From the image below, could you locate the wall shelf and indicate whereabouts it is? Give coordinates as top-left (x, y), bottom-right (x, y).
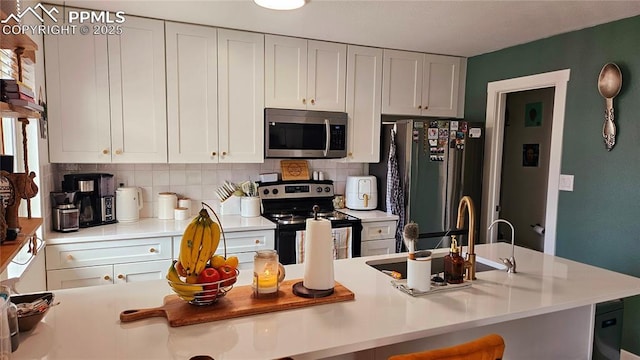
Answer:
top-left (0, 9), bottom-right (38, 63)
top-left (0, 217), bottom-right (43, 273)
top-left (0, 101), bottom-right (41, 119)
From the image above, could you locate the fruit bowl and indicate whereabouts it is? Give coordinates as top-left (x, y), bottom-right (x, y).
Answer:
top-left (167, 268), bottom-right (239, 306)
top-left (10, 292), bottom-right (55, 332)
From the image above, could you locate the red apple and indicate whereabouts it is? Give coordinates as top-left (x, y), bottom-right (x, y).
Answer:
top-left (219, 265), bottom-right (237, 287)
top-left (197, 267), bottom-right (221, 301)
top-left (175, 261), bottom-right (188, 277)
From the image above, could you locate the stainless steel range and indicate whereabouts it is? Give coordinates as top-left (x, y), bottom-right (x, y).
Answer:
top-left (259, 180), bottom-right (362, 265)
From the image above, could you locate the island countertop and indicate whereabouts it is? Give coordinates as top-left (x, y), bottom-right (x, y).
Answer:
top-left (12, 243), bottom-right (640, 359)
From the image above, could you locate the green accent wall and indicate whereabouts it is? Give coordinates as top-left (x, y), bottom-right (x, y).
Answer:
top-left (465, 15), bottom-right (640, 355)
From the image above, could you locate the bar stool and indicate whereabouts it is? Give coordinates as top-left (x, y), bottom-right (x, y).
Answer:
top-left (388, 333), bottom-right (505, 360)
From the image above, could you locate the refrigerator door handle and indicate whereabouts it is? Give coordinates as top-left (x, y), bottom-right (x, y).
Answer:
top-left (323, 119), bottom-right (331, 157)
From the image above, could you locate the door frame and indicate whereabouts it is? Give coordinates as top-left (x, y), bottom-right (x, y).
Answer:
top-left (481, 69), bottom-right (570, 255)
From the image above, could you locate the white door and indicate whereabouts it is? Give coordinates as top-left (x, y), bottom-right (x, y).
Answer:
top-left (307, 40), bottom-right (347, 111)
top-left (113, 260), bottom-right (171, 283)
top-left (421, 54), bottom-right (461, 118)
top-left (108, 16), bottom-right (167, 163)
top-left (344, 45), bottom-right (383, 162)
top-left (166, 22), bottom-right (218, 163)
top-left (264, 35), bottom-right (307, 109)
top-left (44, 11), bottom-right (111, 163)
top-left (217, 29), bottom-right (264, 163)
top-left (382, 49), bottom-right (422, 116)
top-left (499, 88), bottom-right (555, 251)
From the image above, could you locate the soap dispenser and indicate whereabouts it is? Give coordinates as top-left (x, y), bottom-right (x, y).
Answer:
top-left (444, 236), bottom-right (465, 284)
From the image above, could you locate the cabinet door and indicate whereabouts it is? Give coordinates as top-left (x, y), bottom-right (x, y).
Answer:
top-left (361, 239), bottom-right (396, 257)
top-left (382, 49), bottom-right (423, 116)
top-left (166, 22), bottom-right (218, 163)
top-left (307, 40), bottom-right (347, 111)
top-left (108, 16), bottom-right (167, 163)
top-left (114, 260), bottom-right (171, 284)
top-left (344, 45), bottom-right (382, 163)
top-left (47, 265), bottom-right (114, 290)
top-left (421, 54), bottom-right (461, 118)
top-left (44, 12), bottom-right (111, 163)
top-left (264, 35), bottom-right (307, 109)
top-left (218, 29), bottom-right (264, 163)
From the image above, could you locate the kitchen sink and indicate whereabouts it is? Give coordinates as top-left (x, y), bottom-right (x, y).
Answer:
top-left (366, 252), bottom-right (505, 279)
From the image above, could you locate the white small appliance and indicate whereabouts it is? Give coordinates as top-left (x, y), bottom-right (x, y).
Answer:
top-left (116, 187), bottom-right (143, 222)
top-left (345, 176), bottom-right (377, 210)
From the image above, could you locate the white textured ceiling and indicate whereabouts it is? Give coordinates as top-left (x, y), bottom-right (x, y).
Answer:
top-left (54, 0), bottom-right (640, 57)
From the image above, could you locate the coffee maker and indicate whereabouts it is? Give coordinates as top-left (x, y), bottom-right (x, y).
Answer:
top-left (62, 173), bottom-right (116, 228)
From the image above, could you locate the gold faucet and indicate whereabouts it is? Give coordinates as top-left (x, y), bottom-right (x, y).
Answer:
top-left (456, 196), bottom-right (476, 280)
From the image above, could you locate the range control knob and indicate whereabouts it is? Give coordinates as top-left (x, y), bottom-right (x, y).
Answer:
top-left (272, 189), bottom-right (279, 195)
top-left (316, 187), bottom-right (323, 193)
top-left (263, 189), bottom-right (270, 195)
top-left (324, 187), bottom-right (331, 193)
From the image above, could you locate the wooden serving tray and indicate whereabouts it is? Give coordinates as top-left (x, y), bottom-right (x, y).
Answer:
top-left (119, 280), bottom-right (354, 327)
top-left (280, 160), bottom-right (310, 181)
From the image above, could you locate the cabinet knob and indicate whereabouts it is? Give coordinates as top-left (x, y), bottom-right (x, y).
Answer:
top-left (212, 151), bottom-right (217, 156)
top-left (117, 274), bottom-right (125, 280)
top-left (149, 248), bottom-right (156, 253)
top-left (67, 254), bottom-right (74, 260)
top-left (417, 105), bottom-right (422, 109)
top-left (222, 152), bottom-right (227, 156)
top-left (377, 229), bottom-right (382, 234)
top-left (255, 239), bottom-right (260, 244)
top-left (104, 275), bottom-right (111, 281)
top-left (423, 105), bottom-right (428, 110)
top-left (310, 99), bottom-right (315, 105)
top-left (102, 149), bottom-right (109, 155)
top-left (115, 149), bottom-right (123, 155)
top-left (302, 98), bottom-right (306, 105)
top-left (348, 152), bottom-right (353, 157)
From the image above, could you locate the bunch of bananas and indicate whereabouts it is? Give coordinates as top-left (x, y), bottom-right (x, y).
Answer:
top-left (178, 208), bottom-right (221, 277)
top-left (166, 261), bottom-right (203, 301)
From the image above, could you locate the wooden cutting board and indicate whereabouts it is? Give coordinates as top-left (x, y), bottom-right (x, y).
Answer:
top-left (280, 160), bottom-right (310, 181)
top-left (119, 280), bottom-right (354, 327)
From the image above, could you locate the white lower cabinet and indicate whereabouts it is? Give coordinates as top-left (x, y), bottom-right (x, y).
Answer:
top-left (361, 220), bottom-right (397, 257)
top-left (172, 229), bottom-right (275, 271)
top-left (45, 237), bottom-right (172, 290)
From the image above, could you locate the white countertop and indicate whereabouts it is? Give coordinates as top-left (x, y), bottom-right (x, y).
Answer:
top-left (337, 209), bottom-right (398, 222)
top-left (44, 215), bottom-right (276, 245)
top-left (12, 243), bottom-right (640, 359)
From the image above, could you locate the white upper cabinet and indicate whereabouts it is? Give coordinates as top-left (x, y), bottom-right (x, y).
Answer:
top-left (45, 14), bottom-right (111, 163)
top-left (217, 29), bottom-right (265, 163)
top-left (382, 49), bottom-right (464, 118)
top-left (46, 14), bottom-right (167, 163)
top-left (108, 16), bottom-right (167, 163)
top-left (166, 22), bottom-right (218, 163)
top-left (343, 45), bottom-right (383, 163)
top-left (265, 35), bottom-right (346, 111)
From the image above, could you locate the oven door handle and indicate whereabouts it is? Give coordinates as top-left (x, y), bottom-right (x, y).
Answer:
top-left (324, 119), bottom-right (330, 157)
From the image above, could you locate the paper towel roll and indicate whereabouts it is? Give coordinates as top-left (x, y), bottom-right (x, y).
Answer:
top-left (302, 218), bottom-right (335, 290)
top-left (158, 192), bottom-right (177, 220)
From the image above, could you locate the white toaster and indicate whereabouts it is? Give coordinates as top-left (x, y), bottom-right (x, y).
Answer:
top-left (345, 176), bottom-right (377, 210)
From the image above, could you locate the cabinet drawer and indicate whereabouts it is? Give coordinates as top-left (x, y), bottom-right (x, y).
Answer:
top-left (173, 230), bottom-right (275, 259)
top-left (114, 260), bottom-right (171, 284)
top-left (47, 265), bottom-right (113, 290)
top-left (361, 221), bottom-right (397, 241)
top-left (46, 237), bottom-right (172, 270)
top-left (361, 238), bottom-right (396, 257)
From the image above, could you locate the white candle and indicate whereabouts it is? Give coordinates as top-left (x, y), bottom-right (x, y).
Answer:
top-left (302, 218), bottom-right (335, 290)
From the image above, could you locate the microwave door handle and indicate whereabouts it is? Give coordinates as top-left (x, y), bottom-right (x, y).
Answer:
top-left (324, 119), bottom-right (330, 157)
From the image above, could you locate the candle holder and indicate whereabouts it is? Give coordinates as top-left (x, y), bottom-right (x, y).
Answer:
top-left (252, 250), bottom-right (285, 298)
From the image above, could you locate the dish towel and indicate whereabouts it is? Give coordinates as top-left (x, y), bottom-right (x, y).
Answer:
top-left (295, 227), bottom-right (352, 263)
top-left (386, 127), bottom-right (406, 253)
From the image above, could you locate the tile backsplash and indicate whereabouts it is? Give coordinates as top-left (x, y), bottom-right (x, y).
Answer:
top-left (51, 160), bottom-right (365, 218)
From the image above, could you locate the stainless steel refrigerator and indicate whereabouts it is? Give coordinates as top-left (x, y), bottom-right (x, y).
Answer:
top-left (369, 119), bottom-right (484, 251)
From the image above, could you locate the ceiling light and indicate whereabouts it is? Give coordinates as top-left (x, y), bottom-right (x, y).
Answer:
top-left (254, 0), bottom-right (307, 11)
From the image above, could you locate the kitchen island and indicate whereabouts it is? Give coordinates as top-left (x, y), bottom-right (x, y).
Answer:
top-left (12, 243), bottom-right (640, 359)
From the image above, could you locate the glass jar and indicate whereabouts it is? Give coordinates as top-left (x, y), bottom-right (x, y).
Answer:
top-left (252, 250), bottom-right (285, 298)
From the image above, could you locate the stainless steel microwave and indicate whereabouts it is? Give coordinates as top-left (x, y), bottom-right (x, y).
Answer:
top-left (264, 108), bottom-right (348, 159)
